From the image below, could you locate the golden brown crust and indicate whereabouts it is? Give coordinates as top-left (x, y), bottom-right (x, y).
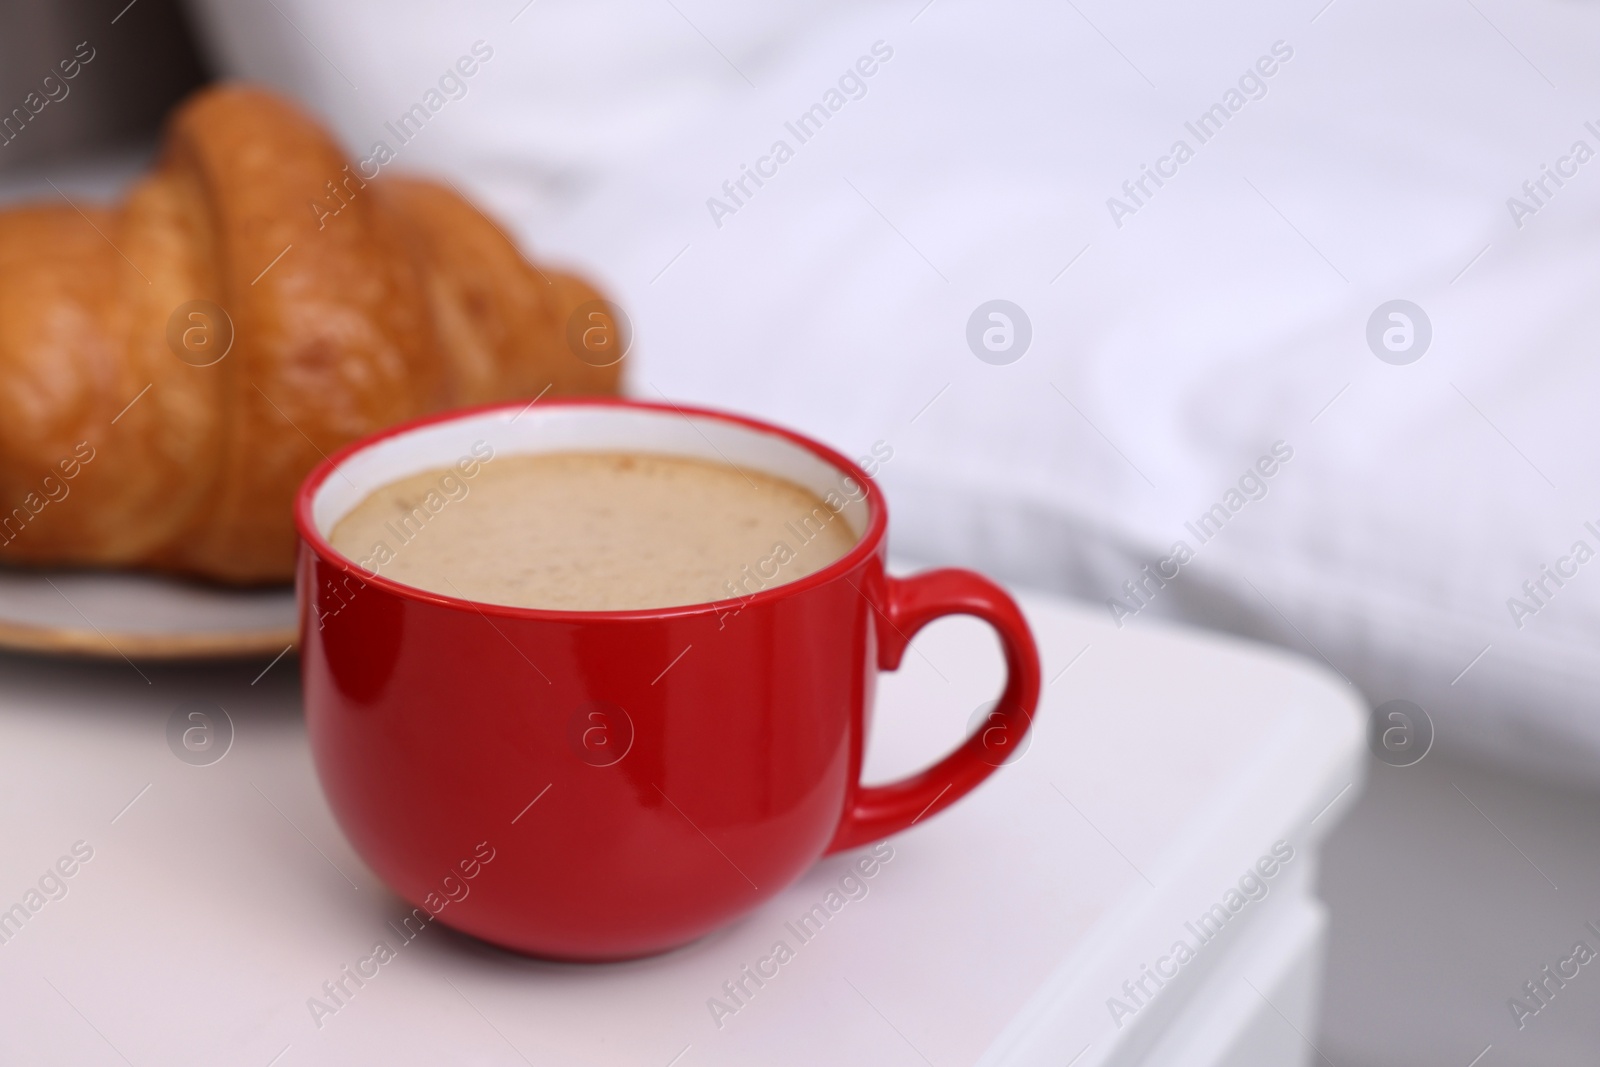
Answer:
top-left (0, 85), bottom-right (620, 584)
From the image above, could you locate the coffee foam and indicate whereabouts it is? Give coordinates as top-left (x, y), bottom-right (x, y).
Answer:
top-left (328, 451), bottom-right (859, 611)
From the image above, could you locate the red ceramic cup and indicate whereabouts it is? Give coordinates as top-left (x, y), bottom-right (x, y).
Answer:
top-left (296, 398), bottom-right (1041, 961)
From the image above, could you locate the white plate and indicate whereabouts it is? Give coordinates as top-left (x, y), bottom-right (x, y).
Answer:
top-left (0, 567), bottom-right (296, 659)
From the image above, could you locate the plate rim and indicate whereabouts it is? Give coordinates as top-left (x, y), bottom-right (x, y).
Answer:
top-left (0, 618), bottom-right (299, 660)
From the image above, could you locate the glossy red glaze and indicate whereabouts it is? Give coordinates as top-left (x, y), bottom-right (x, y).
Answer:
top-left (295, 398), bottom-right (1041, 960)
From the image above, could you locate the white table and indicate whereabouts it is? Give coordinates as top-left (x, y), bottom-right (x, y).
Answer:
top-left (0, 584), bottom-right (1364, 1066)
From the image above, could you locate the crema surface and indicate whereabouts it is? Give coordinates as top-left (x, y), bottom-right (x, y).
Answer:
top-left (328, 452), bottom-right (859, 611)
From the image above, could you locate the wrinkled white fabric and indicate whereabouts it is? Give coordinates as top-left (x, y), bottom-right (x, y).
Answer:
top-left (190, 0), bottom-right (1600, 783)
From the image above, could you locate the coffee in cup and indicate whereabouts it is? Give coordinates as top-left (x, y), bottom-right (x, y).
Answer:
top-left (327, 452), bottom-right (857, 612)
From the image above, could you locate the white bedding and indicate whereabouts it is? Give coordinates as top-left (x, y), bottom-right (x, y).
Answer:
top-left (187, 0), bottom-right (1600, 783)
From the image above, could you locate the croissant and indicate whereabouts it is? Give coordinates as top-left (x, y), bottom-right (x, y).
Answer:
top-left (0, 85), bottom-right (621, 584)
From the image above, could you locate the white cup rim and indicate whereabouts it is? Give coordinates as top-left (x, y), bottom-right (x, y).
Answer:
top-left (294, 397), bottom-right (889, 622)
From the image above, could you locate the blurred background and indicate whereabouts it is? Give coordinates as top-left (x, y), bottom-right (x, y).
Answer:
top-left (4, 0), bottom-right (1600, 1061)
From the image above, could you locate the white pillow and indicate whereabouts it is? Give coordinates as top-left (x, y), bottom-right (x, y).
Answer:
top-left (188, 0), bottom-right (1600, 785)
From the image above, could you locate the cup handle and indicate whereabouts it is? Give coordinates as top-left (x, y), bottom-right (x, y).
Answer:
top-left (824, 568), bottom-right (1042, 855)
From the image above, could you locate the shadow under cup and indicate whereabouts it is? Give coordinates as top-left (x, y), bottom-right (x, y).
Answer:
top-left (296, 398), bottom-right (1040, 961)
